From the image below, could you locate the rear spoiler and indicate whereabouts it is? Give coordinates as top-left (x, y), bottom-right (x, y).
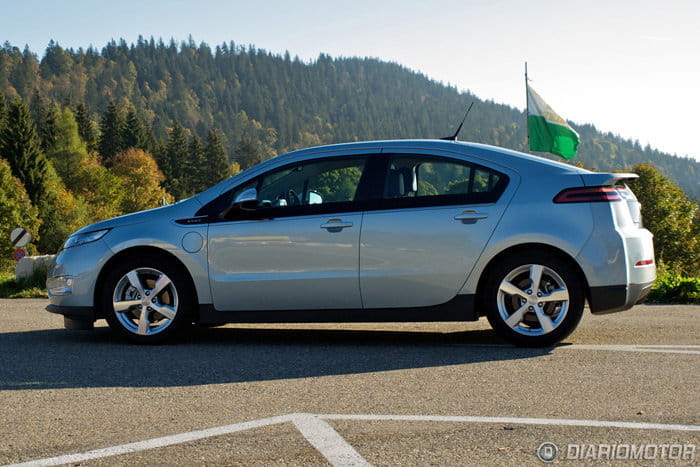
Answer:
top-left (580, 173), bottom-right (639, 186)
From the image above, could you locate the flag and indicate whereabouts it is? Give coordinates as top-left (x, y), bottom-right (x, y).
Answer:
top-left (527, 84), bottom-right (580, 159)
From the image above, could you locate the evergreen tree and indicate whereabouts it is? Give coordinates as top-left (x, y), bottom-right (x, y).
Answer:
top-left (0, 93), bottom-right (6, 127)
top-left (163, 121), bottom-right (189, 198)
top-left (0, 99), bottom-right (50, 203)
top-left (187, 133), bottom-right (205, 192)
top-left (31, 93), bottom-right (59, 153)
top-left (123, 109), bottom-right (151, 152)
top-left (235, 137), bottom-right (265, 170)
top-left (98, 101), bottom-right (126, 164)
top-left (74, 103), bottom-right (98, 153)
top-left (203, 129), bottom-right (231, 188)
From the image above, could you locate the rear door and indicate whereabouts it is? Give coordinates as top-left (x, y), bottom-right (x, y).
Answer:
top-left (360, 152), bottom-right (511, 308)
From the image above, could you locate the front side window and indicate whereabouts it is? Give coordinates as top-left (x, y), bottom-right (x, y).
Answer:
top-left (202, 156), bottom-right (372, 220)
top-left (257, 157), bottom-right (367, 209)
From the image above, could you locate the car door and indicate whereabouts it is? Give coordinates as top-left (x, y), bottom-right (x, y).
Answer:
top-left (360, 152), bottom-right (511, 308)
top-left (207, 155), bottom-right (378, 311)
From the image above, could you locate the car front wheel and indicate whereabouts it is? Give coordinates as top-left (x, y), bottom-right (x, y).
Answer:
top-left (483, 252), bottom-right (584, 347)
top-left (103, 255), bottom-right (194, 343)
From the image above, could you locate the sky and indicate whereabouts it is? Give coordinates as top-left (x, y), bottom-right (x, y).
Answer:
top-left (3, 0), bottom-right (699, 161)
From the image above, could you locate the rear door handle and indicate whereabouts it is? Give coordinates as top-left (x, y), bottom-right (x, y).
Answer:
top-left (454, 210), bottom-right (488, 221)
top-left (320, 219), bottom-right (353, 230)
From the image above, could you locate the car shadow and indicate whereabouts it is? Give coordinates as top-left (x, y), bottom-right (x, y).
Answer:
top-left (1, 326), bottom-right (553, 390)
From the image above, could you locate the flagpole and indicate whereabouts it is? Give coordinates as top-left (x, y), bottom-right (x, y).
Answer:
top-left (525, 62), bottom-right (530, 149)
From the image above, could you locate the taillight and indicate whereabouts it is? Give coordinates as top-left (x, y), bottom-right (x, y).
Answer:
top-left (553, 186), bottom-right (622, 203)
top-left (635, 259), bottom-right (654, 267)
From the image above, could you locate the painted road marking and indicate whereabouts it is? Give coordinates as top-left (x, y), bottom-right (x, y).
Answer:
top-left (6, 414), bottom-right (292, 467)
top-left (452, 344), bottom-right (700, 355)
top-left (7, 413), bottom-right (698, 467)
top-left (561, 344), bottom-right (700, 355)
top-left (293, 414), bottom-right (370, 466)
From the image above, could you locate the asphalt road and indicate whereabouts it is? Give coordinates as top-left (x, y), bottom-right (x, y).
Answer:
top-left (0, 299), bottom-right (698, 466)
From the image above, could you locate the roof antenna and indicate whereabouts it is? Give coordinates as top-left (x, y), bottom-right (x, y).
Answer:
top-left (441, 101), bottom-right (474, 141)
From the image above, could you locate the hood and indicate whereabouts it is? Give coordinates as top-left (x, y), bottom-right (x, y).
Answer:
top-left (70, 198), bottom-right (201, 236)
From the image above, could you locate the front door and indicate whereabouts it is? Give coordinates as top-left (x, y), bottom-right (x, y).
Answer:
top-left (208, 155), bottom-right (375, 311)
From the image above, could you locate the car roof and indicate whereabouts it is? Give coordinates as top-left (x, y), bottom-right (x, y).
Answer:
top-left (196, 139), bottom-right (590, 204)
top-left (287, 139), bottom-right (590, 174)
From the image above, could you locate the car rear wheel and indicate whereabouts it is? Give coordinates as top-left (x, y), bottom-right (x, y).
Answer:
top-left (483, 251), bottom-right (584, 347)
top-left (103, 255), bottom-right (194, 343)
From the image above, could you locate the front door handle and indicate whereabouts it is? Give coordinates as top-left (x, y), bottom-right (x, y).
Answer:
top-left (321, 219), bottom-right (353, 230)
top-left (454, 210), bottom-right (488, 221)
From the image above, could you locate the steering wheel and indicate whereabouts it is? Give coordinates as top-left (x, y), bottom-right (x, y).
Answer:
top-left (288, 189), bottom-right (301, 206)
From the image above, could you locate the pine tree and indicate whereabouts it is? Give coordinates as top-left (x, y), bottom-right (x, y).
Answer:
top-left (0, 93), bottom-right (6, 126)
top-left (187, 133), bottom-right (205, 192)
top-left (163, 121), bottom-right (189, 198)
top-left (0, 99), bottom-right (50, 203)
top-left (235, 137), bottom-right (264, 170)
top-left (123, 109), bottom-right (151, 151)
top-left (31, 93), bottom-right (59, 153)
top-left (98, 101), bottom-right (126, 164)
top-left (203, 129), bottom-right (231, 188)
top-left (74, 103), bottom-right (98, 153)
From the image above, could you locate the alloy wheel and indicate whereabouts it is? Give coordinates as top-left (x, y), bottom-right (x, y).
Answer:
top-left (496, 264), bottom-right (570, 336)
top-left (112, 267), bottom-right (179, 336)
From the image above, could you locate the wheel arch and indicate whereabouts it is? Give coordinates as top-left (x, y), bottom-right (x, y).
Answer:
top-left (474, 243), bottom-right (590, 316)
top-left (93, 246), bottom-right (199, 320)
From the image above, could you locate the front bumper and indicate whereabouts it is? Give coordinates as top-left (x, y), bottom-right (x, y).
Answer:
top-left (46, 238), bottom-right (112, 311)
top-left (46, 304), bottom-right (97, 321)
top-left (589, 281), bottom-right (654, 314)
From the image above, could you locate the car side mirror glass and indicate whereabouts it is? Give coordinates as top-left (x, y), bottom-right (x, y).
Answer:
top-left (233, 188), bottom-right (258, 211)
top-left (307, 190), bottom-right (323, 205)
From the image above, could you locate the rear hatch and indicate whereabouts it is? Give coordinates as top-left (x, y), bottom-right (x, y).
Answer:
top-left (579, 173), bottom-right (642, 227)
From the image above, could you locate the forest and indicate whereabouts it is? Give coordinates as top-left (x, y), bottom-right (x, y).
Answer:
top-left (0, 37), bottom-right (698, 258)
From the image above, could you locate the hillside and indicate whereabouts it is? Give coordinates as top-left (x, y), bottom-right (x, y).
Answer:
top-left (0, 38), bottom-right (698, 199)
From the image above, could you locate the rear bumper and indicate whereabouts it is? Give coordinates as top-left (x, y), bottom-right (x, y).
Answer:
top-left (589, 281), bottom-right (654, 314)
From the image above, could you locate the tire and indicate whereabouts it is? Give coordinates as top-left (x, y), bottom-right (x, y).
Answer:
top-left (102, 254), bottom-right (194, 344)
top-left (482, 251), bottom-right (584, 347)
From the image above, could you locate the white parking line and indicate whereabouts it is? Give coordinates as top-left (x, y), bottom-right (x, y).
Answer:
top-left (7, 413), bottom-right (698, 467)
top-left (561, 344), bottom-right (700, 355)
top-left (293, 414), bottom-right (370, 466)
top-left (321, 414), bottom-right (700, 432)
top-left (6, 414), bottom-right (291, 467)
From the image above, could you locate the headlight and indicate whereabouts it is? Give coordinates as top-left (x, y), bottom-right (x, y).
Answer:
top-left (63, 229), bottom-right (111, 249)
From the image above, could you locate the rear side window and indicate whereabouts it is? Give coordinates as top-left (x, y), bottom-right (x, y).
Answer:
top-left (383, 155), bottom-right (507, 207)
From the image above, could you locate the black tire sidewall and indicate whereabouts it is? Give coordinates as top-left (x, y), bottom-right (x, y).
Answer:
top-left (102, 254), bottom-right (194, 344)
top-left (483, 251), bottom-right (585, 347)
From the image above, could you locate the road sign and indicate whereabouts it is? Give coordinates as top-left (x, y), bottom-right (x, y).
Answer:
top-left (10, 227), bottom-right (31, 248)
top-left (13, 248), bottom-right (27, 262)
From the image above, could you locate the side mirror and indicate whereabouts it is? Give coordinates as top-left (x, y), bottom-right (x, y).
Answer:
top-left (233, 188), bottom-right (258, 211)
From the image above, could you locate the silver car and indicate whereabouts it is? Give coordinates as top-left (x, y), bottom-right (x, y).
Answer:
top-left (46, 140), bottom-right (656, 346)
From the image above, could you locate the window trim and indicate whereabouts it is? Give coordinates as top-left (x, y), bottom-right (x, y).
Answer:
top-left (193, 152), bottom-right (509, 223)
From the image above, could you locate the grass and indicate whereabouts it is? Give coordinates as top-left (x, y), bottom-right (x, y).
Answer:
top-left (0, 264), bottom-right (49, 299)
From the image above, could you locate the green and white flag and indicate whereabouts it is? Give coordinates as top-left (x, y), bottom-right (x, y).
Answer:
top-left (527, 84), bottom-right (580, 159)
